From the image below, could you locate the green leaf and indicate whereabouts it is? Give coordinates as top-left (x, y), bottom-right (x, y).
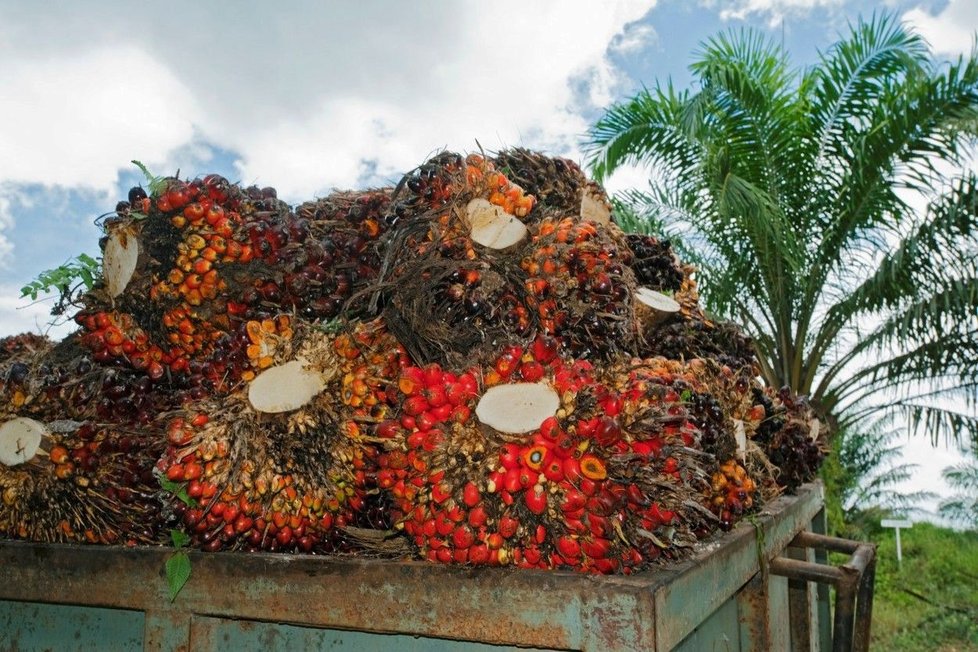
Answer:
top-left (20, 254), bottom-right (102, 302)
top-left (159, 476), bottom-right (196, 507)
top-left (170, 529), bottom-right (190, 549)
top-left (165, 550), bottom-right (191, 602)
top-left (131, 160), bottom-right (169, 197)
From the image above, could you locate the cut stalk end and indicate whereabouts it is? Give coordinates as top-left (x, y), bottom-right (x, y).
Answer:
top-left (0, 417), bottom-right (49, 466)
top-left (103, 228), bottom-right (140, 298)
top-left (475, 382), bottom-right (560, 434)
top-left (466, 198), bottom-right (528, 250)
top-left (248, 360), bottom-right (327, 414)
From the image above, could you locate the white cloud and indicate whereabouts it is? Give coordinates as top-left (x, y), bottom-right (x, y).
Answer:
top-left (904, 0), bottom-right (978, 57)
top-left (701, 0), bottom-right (845, 25)
top-left (0, 283), bottom-right (77, 340)
top-left (0, 1), bottom-right (657, 201)
top-left (0, 188), bottom-right (19, 268)
top-left (0, 45), bottom-right (200, 194)
top-left (611, 23), bottom-right (658, 55)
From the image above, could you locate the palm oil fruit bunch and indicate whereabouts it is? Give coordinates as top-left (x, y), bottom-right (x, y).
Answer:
top-left (521, 217), bottom-right (640, 358)
top-left (748, 386), bottom-right (825, 491)
top-left (292, 190), bottom-right (393, 320)
top-left (376, 337), bottom-right (736, 573)
top-left (79, 175), bottom-right (305, 389)
top-left (1, 337), bottom-right (177, 427)
top-left (376, 336), bottom-right (606, 571)
top-left (0, 334), bottom-right (54, 414)
top-left (491, 148), bottom-right (612, 225)
top-left (708, 458), bottom-right (757, 530)
top-left (379, 152), bottom-right (538, 367)
top-left (0, 418), bottom-right (165, 544)
top-left (623, 234), bottom-right (684, 293)
top-left (158, 318), bottom-right (407, 552)
top-left (598, 357), bottom-right (747, 546)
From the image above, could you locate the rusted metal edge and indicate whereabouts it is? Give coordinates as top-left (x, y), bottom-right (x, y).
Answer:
top-left (0, 482), bottom-right (824, 652)
top-left (652, 481), bottom-right (825, 651)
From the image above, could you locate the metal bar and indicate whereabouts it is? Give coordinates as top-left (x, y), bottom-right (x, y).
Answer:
top-left (769, 529), bottom-right (877, 652)
top-left (736, 574), bottom-right (773, 651)
top-left (792, 530), bottom-right (860, 555)
top-left (811, 508), bottom-right (834, 652)
top-left (853, 552), bottom-right (876, 652)
top-left (786, 541), bottom-right (819, 652)
top-left (769, 556), bottom-right (846, 585)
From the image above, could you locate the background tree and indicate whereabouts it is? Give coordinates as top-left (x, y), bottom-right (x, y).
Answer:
top-left (586, 15), bottom-right (978, 456)
top-left (821, 416), bottom-right (935, 537)
top-left (939, 460), bottom-right (978, 529)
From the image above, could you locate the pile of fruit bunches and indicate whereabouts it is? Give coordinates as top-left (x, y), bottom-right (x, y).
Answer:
top-left (0, 149), bottom-right (823, 573)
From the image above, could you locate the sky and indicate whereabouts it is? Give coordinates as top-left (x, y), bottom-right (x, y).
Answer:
top-left (0, 0), bottom-right (975, 520)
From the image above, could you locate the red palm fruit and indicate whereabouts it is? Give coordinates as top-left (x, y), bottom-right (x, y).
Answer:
top-left (462, 482), bottom-right (481, 508)
top-left (594, 417), bottom-right (622, 447)
top-left (467, 505), bottom-right (488, 528)
top-left (468, 543), bottom-right (490, 565)
top-left (581, 537), bottom-right (612, 560)
top-left (503, 468), bottom-right (523, 494)
top-left (402, 396), bottom-right (429, 417)
top-left (563, 457), bottom-right (584, 483)
top-left (543, 459), bottom-right (564, 482)
top-left (557, 536), bottom-right (581, 560)
top-left (519, 361), bottom-right (546, 382)
top-left (539, 416), bottom-right (561, 441)
top-left (498, 443), bottom-right (522, 470)
top-left (452, 525), bottom-right (475, 549)
top-left (524, 485), bottom-right (548, 515)
top-left (561, 488), bottom-right (587, 513)
top-left (498, 515), bottom-right (519, 539)
top-left (522, 445), bottom-right (549, 471)
top-left (399, 368), bottom-right (426, 396)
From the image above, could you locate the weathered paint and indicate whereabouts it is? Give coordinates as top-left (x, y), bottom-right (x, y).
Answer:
top-left (652, 482), bottom-right (824, 650)
top-left (0, 600), bottom-right (144, 651)
top-left (190, 615), bottom-right (559, 651)
top-left (0, 482), bottom-right (827, 651)
top-left (672, 597), bottom-right (740, 652)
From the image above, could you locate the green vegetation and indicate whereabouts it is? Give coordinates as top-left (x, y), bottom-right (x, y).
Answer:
top-left (586, 14), bottom-right (978, 451)
top-left (820, 417), bottom-right (935, 538)
top-left (940, 460), bottom-right (978, 528)
top-left (869, 522), bottom-right (978, 651)
top-left (20, 253), bottom-right (100, 316)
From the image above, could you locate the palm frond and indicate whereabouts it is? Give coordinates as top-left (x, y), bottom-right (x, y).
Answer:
top-left (586, 83), bottom-right (702, 182)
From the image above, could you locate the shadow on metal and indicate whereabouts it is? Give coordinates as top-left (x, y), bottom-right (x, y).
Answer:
top-left (770, 530), bottom-right (877, 652)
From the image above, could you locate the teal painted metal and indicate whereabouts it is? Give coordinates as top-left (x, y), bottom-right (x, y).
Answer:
top-left (672, 597), bottom-right (740, 652)
top-left (0, 483), bottom-right (827, 651)
top-left (0, 600), bottom-right (144, 651)
top-left (190, 615), bottom-right (558, 651)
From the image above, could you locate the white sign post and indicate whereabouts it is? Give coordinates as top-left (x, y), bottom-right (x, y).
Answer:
top-left (881, 519), bottom-right (913, 569)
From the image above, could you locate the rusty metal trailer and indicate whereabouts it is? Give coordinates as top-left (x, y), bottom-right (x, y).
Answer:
top-left (0, 482), bottom-right (874, 651)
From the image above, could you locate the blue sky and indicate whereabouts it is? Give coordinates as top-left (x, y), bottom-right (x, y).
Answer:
top-left (0, 0), bottom-right (975, 513)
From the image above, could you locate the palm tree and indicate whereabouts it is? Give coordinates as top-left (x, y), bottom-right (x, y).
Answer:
top-left (586, 14), bottom-right (978, 451)
top-left (821, 416), bottom-right (935, 536)
top-left (939, 461), bottom-right (978, 528)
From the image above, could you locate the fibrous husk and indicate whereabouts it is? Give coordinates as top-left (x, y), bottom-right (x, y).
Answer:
top-left (158, 319), bottom-right (410, 553)
top-left (0, 419), bottom-right (166, 545)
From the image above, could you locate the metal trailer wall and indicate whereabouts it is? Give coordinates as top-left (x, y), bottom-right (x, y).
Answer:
top-left (0, 482), bottom-right (828, 651)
